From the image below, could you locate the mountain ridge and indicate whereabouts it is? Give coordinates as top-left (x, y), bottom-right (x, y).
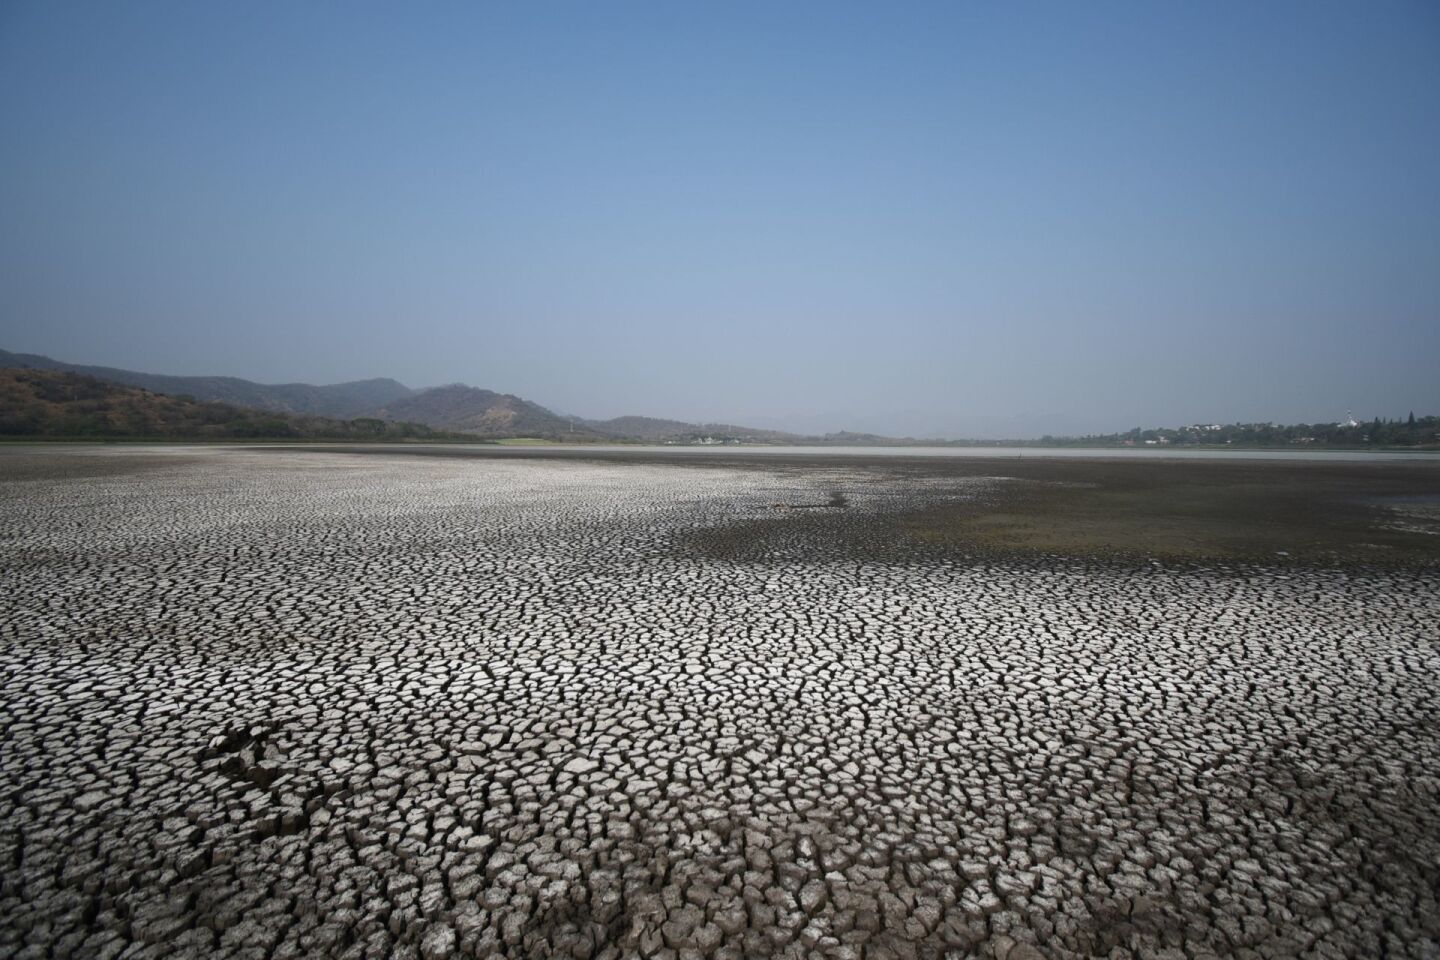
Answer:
top-left (0, 368), bottom-right (456, 440)
top-left (0, 349), bottom-right (414, 418)
top-left (0, 349), bottom-right (795, 441)
top-left (372, 384), bottom-right (611, 439)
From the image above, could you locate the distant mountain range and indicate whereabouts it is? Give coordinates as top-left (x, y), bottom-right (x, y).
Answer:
top-left (0, 349), bottom-right (412, 418)
top-left (0, 367), bottom-right (456, 441)
top-left (6, 349), bottom-right (1429, 448)
top-left (0, 349), bottom-right (807, 441)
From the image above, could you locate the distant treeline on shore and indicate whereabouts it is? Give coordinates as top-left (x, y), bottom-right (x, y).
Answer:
top-left (1029, 416), bottom-right (1439, 449)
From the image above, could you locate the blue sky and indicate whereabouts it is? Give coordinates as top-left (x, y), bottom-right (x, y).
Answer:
top-left (2, 1), bottom-right (1437, 437)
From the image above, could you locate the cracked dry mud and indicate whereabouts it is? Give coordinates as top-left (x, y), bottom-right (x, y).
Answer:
top-left (1, 446), bottom-right (1437, 960)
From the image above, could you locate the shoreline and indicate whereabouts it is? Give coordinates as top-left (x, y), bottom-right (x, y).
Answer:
top-left (3, 436), bottom-right (1439, 460)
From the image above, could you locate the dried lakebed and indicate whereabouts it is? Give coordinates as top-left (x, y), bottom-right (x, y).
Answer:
top-left (1, 445), bottom-right (1437, 960)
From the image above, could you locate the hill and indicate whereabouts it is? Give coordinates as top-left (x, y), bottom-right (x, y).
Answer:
top-left (0, 349), bottom-right (413, 418)
top-left (371, 385), bottom-right (610, 439)
top-left (0, 369), bottom-right (455, 441)
top-left (0, 348), bottom-right (820, 440)
top-left (581, 415), bottom-right (798, 442)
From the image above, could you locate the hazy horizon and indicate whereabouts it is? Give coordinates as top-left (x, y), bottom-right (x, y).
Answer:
top-left (3, 2), bottom-right (1438, 438)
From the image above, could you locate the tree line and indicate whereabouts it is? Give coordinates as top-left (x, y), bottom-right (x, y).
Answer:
top-left (1040, 413), bottom-right (1439, 448)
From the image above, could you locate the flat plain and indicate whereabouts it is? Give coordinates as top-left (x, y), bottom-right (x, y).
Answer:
top-left (1, 444), bottom-right (1437, 959)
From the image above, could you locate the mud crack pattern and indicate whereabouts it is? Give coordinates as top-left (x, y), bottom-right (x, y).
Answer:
top-left (1, 447), bottom-right (1437, 959)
